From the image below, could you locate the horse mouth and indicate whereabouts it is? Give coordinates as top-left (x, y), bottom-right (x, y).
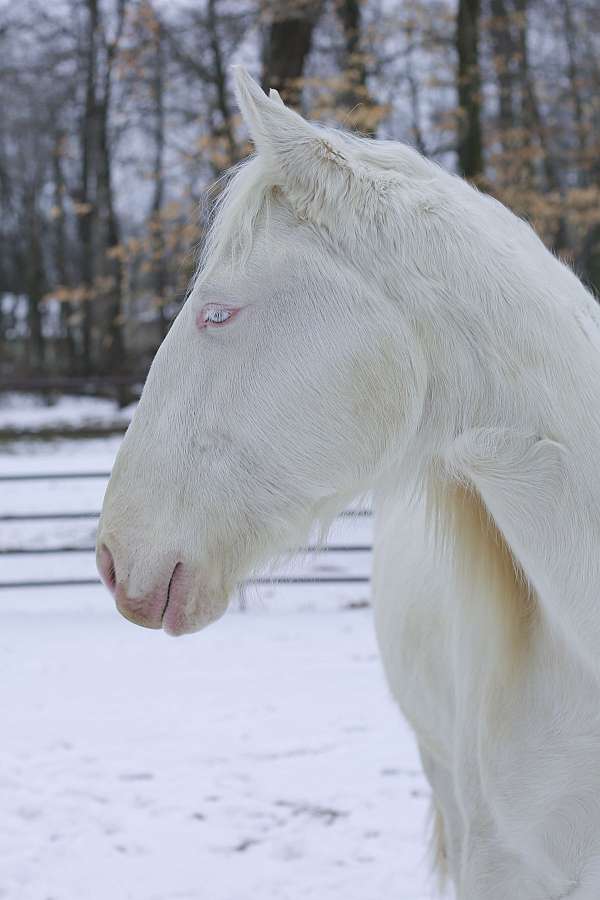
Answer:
top-left (163, 565), bottom-right (231, 637)
top-left (100, 547), bottom-right (230, 636)
top-left (161, 562), bottom-right (188, 636)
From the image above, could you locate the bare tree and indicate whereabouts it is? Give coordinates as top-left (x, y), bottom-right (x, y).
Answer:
top-left (334, 1), bottom-right (372, 127)
top-left (456, 0), bottom-right (484, 179)
top-left (2, 0), bottom-right (600, 385)
top-left (261, 0), bottom-right (323, 108)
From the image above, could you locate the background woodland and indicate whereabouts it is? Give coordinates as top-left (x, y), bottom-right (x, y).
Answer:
top-left (1, 0), bottom-right (599, 385)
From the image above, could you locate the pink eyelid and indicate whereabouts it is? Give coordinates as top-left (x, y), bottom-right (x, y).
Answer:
top-left (196, 303), bottom-right (242, 330)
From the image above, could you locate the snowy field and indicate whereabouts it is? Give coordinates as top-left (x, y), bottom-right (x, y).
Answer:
top-left (0, 398), bottom-right (439, 900)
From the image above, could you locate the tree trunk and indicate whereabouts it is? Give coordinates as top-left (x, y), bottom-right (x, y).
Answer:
top-left (404, 20), bottom-right (427, 156)
top-left (207, 0), bottom-right (238, 169)
top-left (95, 0), bottom-right (127, 374)
top-left (97, 91), bottom-right (124, 372)
top-left (52, 130), bottom-right (77, 370)
top-left (560, 0), bottom-right (588, 184)
top-left (489, 0), bottom-right (516, 166)
top-left (150, 15), bottom-right (168, 340)
top-left (513, 0), bottom-right (566, 251)
top-left (25, 187), bottom-right (45, 373)
top-left (456, 0), bottom-right (484, 180)
top-left (514, 0), bottom-right (558, 193)
top-left (261, 0), bottom-right (323, 109)
top-left (334, 0), bottom-right (375, 133)
top-left (75, 0), bottom-right (100, 375)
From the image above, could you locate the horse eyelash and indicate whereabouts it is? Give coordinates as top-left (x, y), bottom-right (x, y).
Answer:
top-left (197, 304), bottom-right (240, 330)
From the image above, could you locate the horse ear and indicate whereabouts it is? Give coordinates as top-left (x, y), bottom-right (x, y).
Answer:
top-left (232, 66), bottom-right (352, 201)
top-left (268, 88), bottom-right (285, 106)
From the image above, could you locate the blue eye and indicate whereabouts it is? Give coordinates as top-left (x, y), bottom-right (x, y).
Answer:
top-left (197, 303), bottom-right (241, 330)
top-left (205, 307), bottom-right (231, 324)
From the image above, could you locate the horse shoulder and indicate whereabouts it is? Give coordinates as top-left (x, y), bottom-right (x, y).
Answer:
top-left (445, 428), bottom-right (600, 675)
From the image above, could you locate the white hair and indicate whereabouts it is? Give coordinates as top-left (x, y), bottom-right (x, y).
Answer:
top-left (99, 67), bottom-right (600, 898)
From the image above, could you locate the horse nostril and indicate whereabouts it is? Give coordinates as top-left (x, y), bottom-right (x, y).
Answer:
top-left (98, 544), bottom-right (117, 594)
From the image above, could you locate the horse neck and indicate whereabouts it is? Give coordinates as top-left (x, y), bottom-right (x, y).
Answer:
top-left (400, 233), bottom-right (600, 467)
top-left (371, 224), bottom-right (600, 673)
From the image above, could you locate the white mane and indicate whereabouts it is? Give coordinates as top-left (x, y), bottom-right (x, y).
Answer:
top-left (200, 118), bottom-right (448, 276)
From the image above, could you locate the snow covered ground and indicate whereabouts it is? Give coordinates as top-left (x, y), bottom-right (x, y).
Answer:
top-left (0, 415), bottom-right (440, 900)
top-left (0, 394), bottom-right (134, 434)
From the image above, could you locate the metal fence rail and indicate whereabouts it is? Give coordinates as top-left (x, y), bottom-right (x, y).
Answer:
top-left (0, 512), bottom-right (100, 522)
top-left (1, 376), bottom-right (144, 391)
top-left (0, 470), bottom-right (373, 590)
top-left (0, 544), bottom-right (373, 556)
top-left (1, 576), bottom-right (372, 590)
top-left (0, 471), bottom-right (112, 481)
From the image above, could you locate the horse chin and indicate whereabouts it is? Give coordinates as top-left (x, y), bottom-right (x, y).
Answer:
top-left (161, 565), bottom-right (230, 637)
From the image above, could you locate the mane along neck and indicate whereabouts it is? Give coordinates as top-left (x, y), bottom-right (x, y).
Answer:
top-left (427, 476), bottom-right (538, 664)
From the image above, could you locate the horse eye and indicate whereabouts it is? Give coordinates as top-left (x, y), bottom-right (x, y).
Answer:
top-left (197, 303), bottom-right (239, 330)
top-left (205, 307), bottom-right (230, 324)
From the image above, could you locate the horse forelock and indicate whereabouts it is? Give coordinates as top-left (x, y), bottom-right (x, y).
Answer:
top-left (197, 123), bottom-right (447, 282)
top-left (199, 156), bottom-right (275, 276)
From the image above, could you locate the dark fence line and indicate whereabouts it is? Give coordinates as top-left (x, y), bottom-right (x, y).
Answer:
top-left (0, 512), bottom-right (99, 522)
top-left (0, 469), bottom-right (374, 590)
top-left (0, 471), bottom-right (112, 482)
top-left (0, 375), bottom-right (146, 420)
top-left (1, 578), bottom-right (103, 589)
top-left (0, 575), bottom-right (371, 590)
top-left (1, 375), bottom-right (145, 391)
top-left (0, 544), bottom-right (373, 556)
top-left (0, 510), bottom-right (372, 523)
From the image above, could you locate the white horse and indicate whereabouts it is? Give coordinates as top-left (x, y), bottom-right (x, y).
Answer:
top-left (97, 67), bottom-right (600, 898)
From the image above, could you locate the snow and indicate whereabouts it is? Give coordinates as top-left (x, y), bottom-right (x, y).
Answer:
top-left (0, 394), bottom-right (135, 432)
top-left (0, 431), bottom-right (441, 900)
